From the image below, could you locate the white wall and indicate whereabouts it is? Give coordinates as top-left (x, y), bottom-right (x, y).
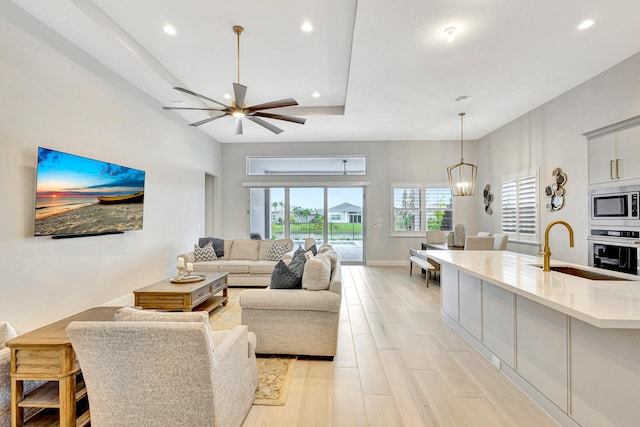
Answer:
top-left (476, 52), bottom-right (640, 265)
top-left (0, 4), bottom-right (221, 333)
top-left (220, 140), bottom-right (479, 264)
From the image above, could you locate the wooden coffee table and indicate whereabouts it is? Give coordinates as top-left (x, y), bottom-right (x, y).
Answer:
top-left (133, 271), bottom-right (228, 312)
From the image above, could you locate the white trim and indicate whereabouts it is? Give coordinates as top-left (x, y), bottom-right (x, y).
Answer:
top-left (242, 181), bottom-right (371, 187)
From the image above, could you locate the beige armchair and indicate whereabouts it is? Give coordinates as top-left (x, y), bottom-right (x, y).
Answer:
top-left (67, 313), bottom-right (258, 427)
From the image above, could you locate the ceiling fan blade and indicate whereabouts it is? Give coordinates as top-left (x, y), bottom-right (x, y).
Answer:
top-left (252, 111), bottom-right (306, 125)
top-left (233, 83), bottom-right (247, 108)
top-left (247, 116), bottom-right (283, 134)
top-left (246, 98), bottom-right (298, 112)
top-left (173, 87), bottom-right (229, 109)
top-left (189, 113), bottom-right (228, 127)
top-left (235, 118), bottom-right (243, 135)
top-left (162, 107), bottom-right (225, 111)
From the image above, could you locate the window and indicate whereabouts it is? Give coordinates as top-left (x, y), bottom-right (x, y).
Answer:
top-left (393, 187), bottom-right (421, 232)
top-left (501, 175), bottom-right (537, 241)
top-left (392, 185), bottom-right (453, 234)
top-left (247, 156), bottom-right (366, 175)
top-left (425, 188), bottom-right (453, 231)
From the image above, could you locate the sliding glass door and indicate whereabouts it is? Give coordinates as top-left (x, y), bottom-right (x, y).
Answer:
top-left (327, 187), bottom-right (363, 262)
top-left (249, 186), bottom-right (364, 263)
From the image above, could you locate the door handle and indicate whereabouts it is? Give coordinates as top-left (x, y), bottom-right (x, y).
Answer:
top-left (616, 158), bottom-right (621, 179)
top-left (610, 160), bottom-right (615, 180)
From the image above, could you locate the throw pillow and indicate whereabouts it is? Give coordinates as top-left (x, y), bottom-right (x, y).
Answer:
top-left (302, 253), bottom-right (332, 291)
top-left (270, 260), bottom-right (303, 289)
top-left (270, 246), bottom-right (308, 289)
top-left (307, 244), bottom-right (318, 256)
top-left (198, 237), bottom-right (225, 257)
top-left (265, 241), bottom-right (290, 261)
top-left (194, 242), bottom-right (217, 262)
top-left (0, 322), bottom-right (17, 348)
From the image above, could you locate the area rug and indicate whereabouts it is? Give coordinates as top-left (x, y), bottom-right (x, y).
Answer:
top-left (254, 356), bottom-right (297, 406)
top-left (209, 287), bottom-right (242, 331)
top-left (208, 288), bottom-right (296, 406)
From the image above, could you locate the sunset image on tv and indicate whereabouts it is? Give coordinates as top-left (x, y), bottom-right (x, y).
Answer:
top-left (34, 147), bottom-right (145, 237)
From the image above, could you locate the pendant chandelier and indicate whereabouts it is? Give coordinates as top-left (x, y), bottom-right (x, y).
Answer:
top-left (447, 112), bottom-right (477, 196)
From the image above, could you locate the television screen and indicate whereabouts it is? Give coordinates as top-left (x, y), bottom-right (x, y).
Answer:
top-left (34, 147), bottom-right (145, 237)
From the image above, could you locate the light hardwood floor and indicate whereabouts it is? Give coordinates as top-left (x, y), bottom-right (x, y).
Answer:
top-left (242, 266), bottom-right (558, 427)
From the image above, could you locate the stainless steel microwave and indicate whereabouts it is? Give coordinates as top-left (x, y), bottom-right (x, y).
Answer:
top-left (591, 190), bottom-right (639, 222)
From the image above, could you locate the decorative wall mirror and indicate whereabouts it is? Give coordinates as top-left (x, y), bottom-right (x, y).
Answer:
top-left (483, 184), bottom-right (494, 215)
top-left (545, 167), bottom-right (567, 211)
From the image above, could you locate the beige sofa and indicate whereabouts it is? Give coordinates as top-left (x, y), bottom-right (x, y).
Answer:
top-left (178, 239), bottom-right (295, 287)
top-left (239, 249), bottom-right (342, 358)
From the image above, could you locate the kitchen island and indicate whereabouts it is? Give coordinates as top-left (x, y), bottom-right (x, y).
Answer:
top-left (425, 250), bottom-right (640, 427)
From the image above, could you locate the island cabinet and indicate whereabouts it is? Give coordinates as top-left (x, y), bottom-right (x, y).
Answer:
top-left (435, 257), bottom-right (640, 427)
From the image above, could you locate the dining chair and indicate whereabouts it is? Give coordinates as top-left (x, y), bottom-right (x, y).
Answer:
top-left (426, 230), bottom-right (446, 243)
top-left (464, 236), bottom-right (495, 250)
top-left (492, 233), bottom-right (509, 250)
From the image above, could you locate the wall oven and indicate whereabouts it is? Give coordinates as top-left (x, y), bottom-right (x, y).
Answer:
top-left (588, 229), bottom-right (640, 276)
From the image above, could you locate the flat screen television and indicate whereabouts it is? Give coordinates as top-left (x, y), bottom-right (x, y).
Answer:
top-left (34, 147), bottom-right (145, 238)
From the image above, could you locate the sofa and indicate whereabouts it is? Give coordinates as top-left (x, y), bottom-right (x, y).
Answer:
top-left (239, 245), bottom-right (342, 358)
top-left (1, 323), bottom-right (45, 427)
top-left (178, 238), bottom-right (300, 287)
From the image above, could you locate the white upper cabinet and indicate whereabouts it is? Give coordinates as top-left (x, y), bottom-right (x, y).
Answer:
top-left (588, 124), bottom-right (640, 185)
top-left (588, 132), bottom-right (616, 184)
top-left (615, 125), bottom-right (640, 182)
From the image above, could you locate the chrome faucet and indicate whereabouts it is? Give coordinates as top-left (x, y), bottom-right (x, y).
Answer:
top-left (542, 220), bottom-right (574, 271)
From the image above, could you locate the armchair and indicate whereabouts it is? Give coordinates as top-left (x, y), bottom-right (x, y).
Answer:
top-left (66, 316), bottom-right (258, 427)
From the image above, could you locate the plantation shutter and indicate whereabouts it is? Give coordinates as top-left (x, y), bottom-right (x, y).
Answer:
top-left (501, 175), bottom-right (537, 240)
top-left (425, 188), bottom-right (453, 231)
top-left (393, 187), bottom-right (421, 232)
top-left (501, 180), bottom-right (517, 234)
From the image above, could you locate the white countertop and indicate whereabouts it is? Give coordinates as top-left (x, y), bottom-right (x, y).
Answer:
top-left (425, 250), bottom-right (640, 329)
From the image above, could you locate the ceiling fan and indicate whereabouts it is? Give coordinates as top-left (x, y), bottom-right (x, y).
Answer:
top-left (162, 25), bottom-right (306, 135)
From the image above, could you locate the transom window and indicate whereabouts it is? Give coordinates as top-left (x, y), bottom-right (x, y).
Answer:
top-left (247, 156), bottom-right (366, 176)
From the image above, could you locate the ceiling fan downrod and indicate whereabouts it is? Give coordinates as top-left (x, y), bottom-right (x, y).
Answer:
top-left (233, 25), bottom-right (244, 85)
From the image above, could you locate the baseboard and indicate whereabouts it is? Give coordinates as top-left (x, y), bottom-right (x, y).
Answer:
top-left (366, 260), bottom-right (408, 267)
top-left (101, 294), bottom-right (134, 307)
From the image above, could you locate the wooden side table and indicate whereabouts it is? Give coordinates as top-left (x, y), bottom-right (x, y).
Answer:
top-left (6, 306), bottom-right (121, 427)
top-left (133, 272), bottom-right (228, 312)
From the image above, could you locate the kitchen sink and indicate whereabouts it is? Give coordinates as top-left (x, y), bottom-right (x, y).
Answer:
top-left (532, 265), bottom-right (631, 281)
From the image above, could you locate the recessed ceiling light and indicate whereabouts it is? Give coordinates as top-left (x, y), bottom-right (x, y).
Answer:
top-left (223, 93), bottom-right (232, 100)
top-left (312, 91), bottom-right (320, 98)
top-left (163, 24), bottom-right (177, 36)
top-left (301, 21), bottom-right (314, 33)
top-left (578, 19), bottom-right (595, 30)
top-left (444, 27), bottom-right (456, 43)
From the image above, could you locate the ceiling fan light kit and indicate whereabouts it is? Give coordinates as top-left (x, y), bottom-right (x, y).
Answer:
top-left (447, 112), bottom-right (478, 196)
top-left (161, 25), bottom-right (305, 135)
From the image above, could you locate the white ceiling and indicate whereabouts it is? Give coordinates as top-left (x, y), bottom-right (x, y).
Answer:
top-left (11, 0), bottom-right (640, 143)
